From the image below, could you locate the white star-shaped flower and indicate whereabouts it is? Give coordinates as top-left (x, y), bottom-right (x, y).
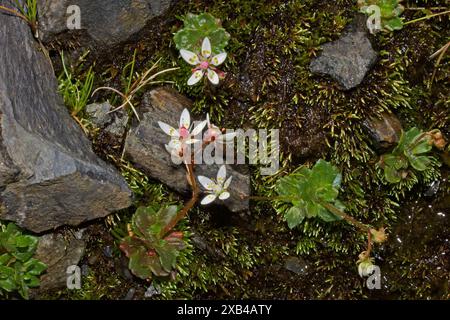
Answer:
top-left (198, 165), bottom-right (233, 205)
top-left (158, 108), bottom-right (207, 161)
top-left (180, 37), bottom-right (227, 86)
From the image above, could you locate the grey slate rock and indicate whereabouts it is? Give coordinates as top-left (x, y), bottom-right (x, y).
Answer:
top-left (0, 7), bottom-right (132, 233)
top-left (86, 101), bottom-right (113, 127)
top-left (37, 0), bottom-right (172, 47)
top-left (105, 113), bottom-right (129, 137)
top-left (310, 14), bottom-right (377, 90)
top-left (32, 231), bottom-right (86, 292)
top-left (124, 87), bottom-right (250, 212)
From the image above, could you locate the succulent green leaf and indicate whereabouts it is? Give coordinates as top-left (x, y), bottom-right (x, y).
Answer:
top-left (174, 13), bottom-right (230, 54)
top-left (128, 249), bottom-right (154, 280)
top-left (15, 235), bottom-right (37, 249)
top-left (408, 155), bottom-right (431, 171)
top-left (119, 205), bottom-right (186, 280)
top-left (285, 206), bottom-right (306, 229)
top-left (384, 17), bottom-right (403, 31)
top-left (0, 265), bottom-right (15, 277)
top-left (25, 259), bottom-right (47, 276)
top-left (317, 207), bottom-right (341, 222)
top-left (276, 160), bottom-right (344, 225)
top-left (384, 163), bottom-right (402, 183)
top-left (0, 223), bottom-right (45, 299)
top-left (381, 127), bottom-right (436, 183)
top-left (155, 242), bottom-right (179, 273)
top-left (0, 278), bottom-right (16, 292)
top-left (410, 138), bottom-right (432, 155)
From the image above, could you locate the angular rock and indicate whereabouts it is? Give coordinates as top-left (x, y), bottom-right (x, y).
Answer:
top-left (37, 0), bottom-right (172, 47)
top-left (310, 14), bottom-right (377, 90)
top-left (105, 112), bottom-right (129, 137)
top-left (124, 87), bottom-right (250, 212)
top-left (284, 256), bottom-right (309, 275)
top-left (86, 101), bottom-right (113, 127)
top-left (32, 231), bottom-right (86, 292)
top-left (0, 9), bottom-right (132, 233)
top-left (363, 112), bottom-right (403, 151)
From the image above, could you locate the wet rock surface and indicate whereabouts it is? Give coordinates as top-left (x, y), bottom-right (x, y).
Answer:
top-left (310, 14), bottom-right (377, 90)
top-left (38, 0), bottom-right (172, 48)
top-left (284, 256), bottom-right (309, 275)
top-left (124, 87), bottom-right (250, 212)
top-left (0, 9), bottom-right (132, 233)
top-left (363, 112), bottom-right (403, 151)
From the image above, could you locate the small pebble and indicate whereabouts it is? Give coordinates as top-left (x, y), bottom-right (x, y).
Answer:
top-left (124, 288), bottom-right (136, 300)
top-left (145, 283), bottom-right (161, 298)
top-left (103, 245), bottom-right (114, 258)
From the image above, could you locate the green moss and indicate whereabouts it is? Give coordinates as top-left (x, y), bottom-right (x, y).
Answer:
top-left (44, 0), bottom-right (449, 299)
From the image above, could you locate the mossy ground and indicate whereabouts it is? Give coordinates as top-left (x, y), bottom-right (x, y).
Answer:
top-left (44, 0), bottom-right (449, 299)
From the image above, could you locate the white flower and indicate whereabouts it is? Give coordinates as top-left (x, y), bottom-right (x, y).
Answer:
top-left (164, 138), bottom-right (185, 163)
top-left (203, 114), bottom-right (237, 145)
top-left (158, 108), bottom-right (207, 143)
top-left (198, 165), bottom-right (233, 205)
top-left (180, 37), bottom-right (227, 86)
top-left (158, 108), bottom-right (207, 161)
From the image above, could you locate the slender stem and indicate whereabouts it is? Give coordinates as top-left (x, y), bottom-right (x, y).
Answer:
top-left (405, 7), bottom-right (448, 11)
top-left (429, 41), bottom-right (450, 88)
top-left (248, 193), bottom-right (372, 232)
top-left (246, 195), bottom-right (294, 202)
top-left (430, 41), bottom-right (450, 60)
top-left (366, 231), bottom-right (373, 258)
top-left (404, 10), bottom-right (450, 25)
top-left (161, 163), bottom-right (200, 237)
top-left (0, 5), bottom-right (29, 23)
top-left (318, 201), bottom-right (371, 232)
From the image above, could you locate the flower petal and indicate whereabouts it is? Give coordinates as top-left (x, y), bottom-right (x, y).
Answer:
top-left (185, 138), bottom-right (200, 144)
top-left (207, 69), bottom-right (219, 85)
top-left (206, 113), bottom-right (211, 127)
top-left (187, 70), bottom-right (204, 86)
top-left (201, 194), bottom-right (217, 205)
top-left (198, 176), bottom-right (218, 191)
top-left (223, 176), bottom-right (233, 189)
top-left (168, 138), bottom-right (182, 149)
top-left (218, 191), bottom-right (230, 200)
top-left (211, 53), bottom-right (227, 66)
top-left (180, 49), bottom-right (200, 65)
top-left (180, 108), bottom-right (190, 130)
top-left (165, 144), bottom-right (183, 163)
top-left (216, 165), bottom-right (227, 184)
top-left (202, 37), bottom-right (212, 58)
top-left (191, 120), bottom-right (207, 136)
top-left (158, 121), bottom-right (179, 137)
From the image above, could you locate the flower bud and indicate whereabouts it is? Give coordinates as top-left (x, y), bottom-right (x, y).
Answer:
top-left (433, 132), bottom-right (443, 140)
top-left (370, 227), bottom-right (387, 243)
top-left (357, 252), bottom-right (375, 277)
top-left (434, 138), bottom-right (447, 150)
top-left (358, 259), bottom-right (375, 277)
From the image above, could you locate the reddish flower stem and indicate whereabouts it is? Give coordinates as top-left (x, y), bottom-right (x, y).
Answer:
top-left (161, 163), bottom-right (200, 237)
